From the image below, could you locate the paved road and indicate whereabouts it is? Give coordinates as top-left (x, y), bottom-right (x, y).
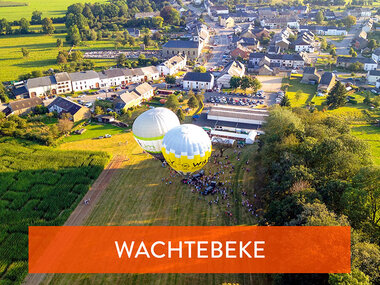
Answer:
top-left (327, 20), bottom-right (363, 56)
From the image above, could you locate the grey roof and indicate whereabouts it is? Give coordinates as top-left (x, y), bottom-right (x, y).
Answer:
top-left (249, 53), bottom-right (303, 61)
top-left (183, 72), bottom-right (213, 82)
top-left (368, 70), bottom-right (380, 76)
top-left (320, 72), bottom-right (335, 85)
top-left (69, 70), bottom-right (99, 82)
top-left (337, 56), bottom-right (376, 64)
top-left (373, 48), bottom-right (380, 56)
top-left (9, 97), bottom-right (43, 111)
top-left (163, 40), bottom-right (199, 49)
top-left (27, 76), bottom-right (57, 89)
top-left (55, 72), bottom-right (71, 82)
top-left (48, 97), bottom-right (83, 115)
top-left (303, 67), bottom-right (316, 74)
top-left (103, 68), bottom-right (125, 78)
top-left (134, 82), bottom-right (154, 96)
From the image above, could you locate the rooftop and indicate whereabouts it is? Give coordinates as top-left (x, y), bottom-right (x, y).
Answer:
top-left (183, 72), bottom-right (213, 82)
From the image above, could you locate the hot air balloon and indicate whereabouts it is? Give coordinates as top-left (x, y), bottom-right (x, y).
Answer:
top-left (132, 107), bottom-right (180, 160)
top-left (162, 124), bottom-right (212, 175)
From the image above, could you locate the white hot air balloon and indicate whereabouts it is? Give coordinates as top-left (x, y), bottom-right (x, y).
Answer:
top-left (162, 124), bottom-right (212, 175)
top-left (132, 107), bottom-right (180, 160)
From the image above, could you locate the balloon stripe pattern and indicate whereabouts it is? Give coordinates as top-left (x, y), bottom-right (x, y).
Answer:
top-left (162, 124), bottom-right (212, 175)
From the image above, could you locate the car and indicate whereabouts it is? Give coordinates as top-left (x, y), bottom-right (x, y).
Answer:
top-left (105, 134), bottom-right (112, 138)
top-left (97, 136), bottom-right (104, 139)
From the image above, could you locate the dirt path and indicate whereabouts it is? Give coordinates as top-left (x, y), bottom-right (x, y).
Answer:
top-left (23, 155), bottom-right (125, 285)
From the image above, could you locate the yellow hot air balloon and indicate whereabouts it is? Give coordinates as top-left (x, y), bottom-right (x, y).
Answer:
top-left (162, 124), bottom-right (212, 175)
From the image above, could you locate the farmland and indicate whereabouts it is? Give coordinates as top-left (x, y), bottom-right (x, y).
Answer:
top-left (40, 132), bottom-right (269, 285)
top-left (0, 0), bottom-right (107, 21)
top-left (0, 137), bottom-right (109, 284)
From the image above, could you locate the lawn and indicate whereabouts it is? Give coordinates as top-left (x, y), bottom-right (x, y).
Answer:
top-left (282, 78), bottom-right (317, 107)
top-left (0, 33), bottom-right (68, 82)
top-left (0, 0), bottom-right (106, 21)
top-left (61, 123), bottom-right (126, 143)
top-left (0, 137), bottom-right (109, 284)
top-left (351, 125), bottom-right (380, 166)
top-left (42, 132), bottom-right (269, 285)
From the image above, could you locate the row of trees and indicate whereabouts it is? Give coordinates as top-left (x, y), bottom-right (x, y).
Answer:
top-left (253, 107), bottom-right (379, 284)
top-left (0, 16), bottom-right (55, 36)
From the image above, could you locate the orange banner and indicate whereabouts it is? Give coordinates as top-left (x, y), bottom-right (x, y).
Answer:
top-left (29, 226), bottom-right (350, 273)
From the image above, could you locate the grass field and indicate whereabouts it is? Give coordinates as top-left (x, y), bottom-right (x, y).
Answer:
top-left (0, 0), bottom-right (106, 21)
top-left (0, 137), bottom-right (109, 284)
top-left (351, 125), bottom-right (380, 166)
top-left (0, 33), bottom-right (68, 82)
top-left (61, 123), bottom-right (126, 143)
top-left (41, 132), bottom-right (270, 285)
top-left (282, 78), bottom-right (317, 107)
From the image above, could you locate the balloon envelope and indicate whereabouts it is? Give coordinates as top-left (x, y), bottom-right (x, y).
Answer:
top-left (132, 107), bottom-right (180, 160)
top-left (162, 124), bottom-right (212, 175)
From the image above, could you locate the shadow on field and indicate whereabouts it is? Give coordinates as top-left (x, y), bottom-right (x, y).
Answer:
top-left (14, 59), bottom-right (56, 68)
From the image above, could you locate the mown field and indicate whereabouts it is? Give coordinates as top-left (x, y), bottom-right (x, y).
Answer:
top-left (0, 0), bottom-right (107, 21)
top-left (61, 123), bottom-right (126, 143)
top-left (0, 137), bottom-right (109, 284)
top-left (282, 78), bottom-right (317, 107)
top-left (41, 132), bottom-right (270, 285)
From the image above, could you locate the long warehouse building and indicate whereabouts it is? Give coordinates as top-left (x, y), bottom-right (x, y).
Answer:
top-left (207, 106), bottom-right (269, 126)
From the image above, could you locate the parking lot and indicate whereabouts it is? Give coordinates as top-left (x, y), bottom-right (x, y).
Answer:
top-left (205, 90), bottom-right (268, 107)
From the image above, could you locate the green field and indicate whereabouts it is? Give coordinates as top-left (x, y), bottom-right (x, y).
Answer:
top-left (0, 137), bottom-right (109, 284)
top-left (0, 0), bottom-right (106, 21)
top-left (283, 78), bottom-right (317, 107)
top-left (40, 132), bottom-right (269, 285)
top-left (61, 123), bottom-right (127, 143)
top-left (351, 125), bottom-right (380, 166)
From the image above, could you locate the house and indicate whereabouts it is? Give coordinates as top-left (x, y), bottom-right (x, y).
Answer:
top-left (133, 82), bottom-right (155, 100)
top-left (69, 71), bottom-right (100, 92)
top-left (126, 28), bottom-right (140, 37)
top-left (372, 47), bottom-right (380, 63)
top-left (140, 66), bottom-right (160, 81)
top-left (115, 91), bottom-right (142, 112)
top-left (97, 68), bottom-right (126, 88)
top-left (135, 11), bottom-right (160, 19)
top-left (294, 36), bottom-right (315, 53)
top-left (3, 97), bottom-right (43, 116)
top-left (123, 68), bottom-right (145, 83)
top-left (248, 53), bottom-right (305, 71)
top-left (55, 72), bottom-right (72, 94)
top-left (11, 84), bottom-right (29, 99)
top-left (162, 40), bottom-right (201, 60)
top-left (354, 37), bottom-right (369, 51)
top-left (318, 72), bottom-right (336, 92)
top-left (210, 5), bottom-right (229, 16)
top-left (275, 38), bottom-right (290, 50)
top-left (301, 67), bottom-right (321, 84)
top-left (336, 56), bottom-right (377, 71)
top-left (230, 46), bottom-right (252, 60)
top-left (237, 37), bottom-right (260, 50)
top-left (47, 97), bottom-right (91, 121)
top-left (183, 72), bottom-right (214, 90)
top-left (287, 19), bottom-right (300, 29)
top-left (158, 54), bottom-right (187, 76)
top-left (366, 70), bottom-right (380, 84)
top-left (299, 25), bottom-right (348, 36)
top-left (220, 15), bottom-right (235, 28)
top-left (96, 115), bottom-right (115, 123)
top-left (216, 61), bottom-right (245, 88)
top-left (268, 46), bottom-right (281, 54)
top-left (26, 76), bottom-right (57, 97)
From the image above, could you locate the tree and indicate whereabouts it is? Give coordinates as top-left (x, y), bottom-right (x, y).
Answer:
top-left (42, 17), bottom-right (55, 34)
top-left (193, 66), bottom-right (206, 73)
top-left (19, 18), bottom-right (30, 34)
top-left (368, 39), bottom-right (377, 50)
top-left (165, 75), bottom-right (176, 84)
top-left (0, 82), bottom-right (9, 103)
top-left (320, 38), bottom-right (328, 50)
top-left (251, 77), bottom-right (262, 92)
top-left (330, 48), bottom-right (336, 56)
top-left (165, 94), bottom-right (179, 111)
top-left (240, 76), bottom-right (253, 90)
top-left (56, 39), bottom-right (63, 48)
top-left (31, 70), bottom-right (43, 78)
top-left (69, 50), bottom-right (83, 62)
top-left (94, 106), bottom-right (104, 115)
top-left (152, 16), bottom-right (164, 28)
top-left (152, 31), bottom-right (162, 41)
top-left (116, 54), bottom-right (127, 67)
top-left (58, 118), bottom-right (73, 134)
top-left (344, 15), bottom-right (357, 28)
top-left (188, 95), bottom-right (199, 109)
top-left (67, 25), bottom-right (81, 45)
top-left (295, 90), bottom-right (302, 101)
top-left (160, 6), bottom-right (180, 25)
top-left (329, 268), bottom-right (370, 285)
top-left (326, 81), bottom-right (347, 109)
top-left (316, 10), bottom-right (324, 24)
top-left (31, 10), bottom-right (43, 24)
top-left (230, 76), bottom-right (241, 90)
top-left (143, 34), bottom-right (151, 46)
top-left (280, 94), bottom-right (291, 107)
top-left (0, 18), bottom-right (12, 35)
top-left (126, 109), bottom-right (132, 119)
top-left (21, 48), bottom-right (29, 58)
top-left (57, 51), bottom-right (68, 64)
top-left (349, 62), bottom-right (364, 72)
top-left (176, 108), bottom-right (185, 122)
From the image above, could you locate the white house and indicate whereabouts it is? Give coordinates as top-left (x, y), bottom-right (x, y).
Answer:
top-left (26, 76), bottom-right (58, 97)
top-left (69, 71), bottom-right (100, 92)
top-left (294, 38), bottom-right (315, 53)
top-left (55, 72), bottom-right (72, 94)
top-left (140, 66), bottom-right (160, 81)
top-left (287, 19), bottom-right (300, 29)
top-left (367, 70), bottom-right (380, 84)
top-left (123, 69), bottom-right (145, 83)
top-left (158, 54), bottom-right (187, 76)
top-left (133, 82), bottom-right (155, 100)
top-left (183, 72), bottom-right (214, 90)
top-left (217, 61), bottom-right (245, 88)
top-left (372, 48), bottom-right (380, 63)
top-left (98, 68), bottom-right (127, 88)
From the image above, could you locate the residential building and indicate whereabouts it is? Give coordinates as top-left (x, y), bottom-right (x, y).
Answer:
top-left (216, 61), bottom-right (245, 88)
top-left (336, 56), bottom-right (377, 71)
top-left (140, 66), bottom-right (160, 81)
top-left (115, 91), bottom-right (142, 112)
top-left (248, 53), bottom-right (305, 71)
top-left (26, 76), bottom-right (57, 97)
top-left (301, 67), bottom-right (321, 84)
top-left (123, 68), bottom-right (145, 83)
top-left (55, 72), bottom-right (72, 94)
top-left (133, 82), bottom-right (155, 100)
top-left (318, 72), bottom-right (336, 92)
top-left (158, 54), bottom-right (187, 76)
top-left (220, 15), bottom-right (235, 28)
top-left (69, 71), bottom-right (100, 92)
top-left (294, 33), bottom-right (315, 53)
top-left (183, 72), bottom-right (214, 90)
top-left (162, 40), bottom-right (201, 60)
top-left (230, 46), bottom-right (252, 60)
top-left (366, 70), bottom-right (380, 84)
top-left (97, 68), bottom-right (126, 88)
top-left (47, 97), bottom-right (91, 121)
top-left (3, 97), bottom-right (43, 116)
top-left (372, 47), bottom-right (380, 63)
top-left (299, 25), bottom-right (348, 36)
